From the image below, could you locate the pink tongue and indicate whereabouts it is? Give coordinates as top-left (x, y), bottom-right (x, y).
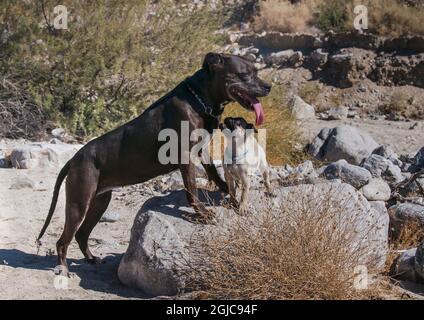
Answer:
top-left (252, 102), bottom-right (264, 126)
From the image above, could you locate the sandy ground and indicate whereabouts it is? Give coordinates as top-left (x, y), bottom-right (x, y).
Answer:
top-left (1, 118), bottom-right (424, 300)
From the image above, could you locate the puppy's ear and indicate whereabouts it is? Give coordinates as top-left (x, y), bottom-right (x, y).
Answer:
top-left (247, 123), bottom-right (258, 134)
top-left (203, 52), bottom-right (224, 73)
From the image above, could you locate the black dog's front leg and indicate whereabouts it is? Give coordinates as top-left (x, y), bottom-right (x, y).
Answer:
top-left (180, 164), bottom-right (215, 223)
top-left (202, 163), bottom-right (228, 193)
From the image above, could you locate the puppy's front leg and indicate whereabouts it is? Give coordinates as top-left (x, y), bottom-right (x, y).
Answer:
top-left (239, 174), bottom-right (250, 216)
top-left (180, 164), bottom-right (214, 223)
top-left (263, 168), bottom-right (274, 197)
top-left (224, 168), bottom-right (239, 209)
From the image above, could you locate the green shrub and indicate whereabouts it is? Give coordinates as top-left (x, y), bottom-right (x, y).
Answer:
top-left (315, 0), bottom-right (352, 32)
top-left (0, 1), bottom-right (228, 138)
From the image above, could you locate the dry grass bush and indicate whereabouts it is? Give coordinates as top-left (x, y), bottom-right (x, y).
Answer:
top-left (222, 83), bottom-right (308, 166)
top-left (298, 81), bottom-right (321, 106)
top-left (379, 92), bottom-right (409, 115)
top-left (254, 0), bottom-right (316, 33)
top-left (182, 188), bottom-right (378, 299)
top-left (0, 0), bottom-right (228, 138)
top-left (254, 0), bottom-right (424, 36)
top-left (386, 219), bottom-right (424, 275)
top-left (0, 77), bottom-right (47, 140)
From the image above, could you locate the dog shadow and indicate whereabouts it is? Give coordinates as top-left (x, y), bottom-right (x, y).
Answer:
top-left (0, 248), bottom-right (149, 298)
top-left (140, 188), bottom-right (224, 219)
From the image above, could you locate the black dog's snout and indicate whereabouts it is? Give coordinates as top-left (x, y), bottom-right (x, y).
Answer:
top-left (263, 82), bottom-right (272, 93)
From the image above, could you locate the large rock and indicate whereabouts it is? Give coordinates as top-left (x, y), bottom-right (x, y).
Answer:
top-left (388, 203), bottom-right (424, 234)
top-left (414, 147), bottom-right (424, 169)
top-left (308, 125), bottom-right (379, 165)
top-left (372, 144), bottom-right (398, 159)
top-left (395, 248), bottom-right (420, 282)
top-left (9, 143), bottom-right (83, 169)
top-left (118, 182), bottom-right (389, 296)
top-left (416, 241), bottom-right (424, 280)
top-left (288, 95), bottom-right (315, 120)
top-left (264, 49), bottom-right (303, 66)
top-left (361, 154), bottom-right (404, 184)
top-left (323, 159), bottom-right (371, 189)
top-left (360, 178), bottom-right (391, 201)
top-left (394, 242), bottom-right (424, 283)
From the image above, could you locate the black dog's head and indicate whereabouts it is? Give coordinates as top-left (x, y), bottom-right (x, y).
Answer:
top-left (219, 117), bottom-right (257, 135)
top-left (203, 53), bottom-right (271, 126)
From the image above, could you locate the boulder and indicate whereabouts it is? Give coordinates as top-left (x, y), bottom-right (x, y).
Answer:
top-left (372, 144), bottom-right (398, 159)
top-left (361, 154), bottom-right (404, 184)
top-left (118, 182), bottom-right (389, 295)
top-left (414, 147), bottom-right (424, 169)
top-left (360, 178), bottom-right (391, 201)
top-left (416, 241), bottom-right (424, 280)
top-left (388, 203), bottom-right (424, 234)
top-left (10, 143), bottom-right (83, 169)
top-left (394, 242), bottom-right (424, 283)
top-left (264, 49), bottom-right (295, 66)
top-left (288, 95), bottom-right (315, 120)
top-left (308, 125), bottom-right (379, 165)
top-left (323, 159), bottom-right (371, 189)
top-left (395, 248), bottom-right (420, 282)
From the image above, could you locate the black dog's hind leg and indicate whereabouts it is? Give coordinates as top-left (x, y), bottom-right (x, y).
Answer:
top-left (75, 191), bottom-right (112, 264)
top-left (56, 162), bottom-right (99, 275)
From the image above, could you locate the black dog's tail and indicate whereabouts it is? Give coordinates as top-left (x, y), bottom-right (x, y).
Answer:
top-left (37, 161), bottom-right (70, 241)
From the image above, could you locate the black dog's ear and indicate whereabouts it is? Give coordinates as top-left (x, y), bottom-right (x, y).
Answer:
top-left (203, 52), bottom-right (224, 73)
top-left (247, 123), bottom-right (258, 134)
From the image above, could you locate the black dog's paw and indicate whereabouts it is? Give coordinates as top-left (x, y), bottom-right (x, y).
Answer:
top-left (53, 265), bottom-right (69, 277)
top-left (182, 211), bottom-right (216, 225)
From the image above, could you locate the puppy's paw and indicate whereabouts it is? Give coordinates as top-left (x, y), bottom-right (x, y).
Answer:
top-left (238, 206), bottom-right (248, 216)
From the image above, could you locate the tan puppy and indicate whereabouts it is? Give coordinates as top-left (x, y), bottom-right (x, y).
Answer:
top-left (220, 117), bottom-right (272, 215)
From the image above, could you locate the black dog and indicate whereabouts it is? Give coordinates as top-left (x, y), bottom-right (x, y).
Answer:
top-left (37, 52), bottom-right (271, 275)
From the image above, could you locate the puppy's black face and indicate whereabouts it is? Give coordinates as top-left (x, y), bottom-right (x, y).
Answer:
top-left (219, 117), bottom-right (257, 133)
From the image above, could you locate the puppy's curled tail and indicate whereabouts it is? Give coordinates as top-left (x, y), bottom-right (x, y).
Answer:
top-left (37, 161), bottom-right (70, 242)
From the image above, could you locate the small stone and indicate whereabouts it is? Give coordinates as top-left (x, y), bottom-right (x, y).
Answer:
top-left (52, 128), bottom-right (66, 137)
top-left (288, 95), bottom-right (315, 120)
top-left (360, 178), bottom-right (391, 201)
top-left (9, 176), bottom-right (36, 189)
top-left (100, 212), bottom-right (120, 223)
top-left (325, 106), bottom-right (348, 120)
